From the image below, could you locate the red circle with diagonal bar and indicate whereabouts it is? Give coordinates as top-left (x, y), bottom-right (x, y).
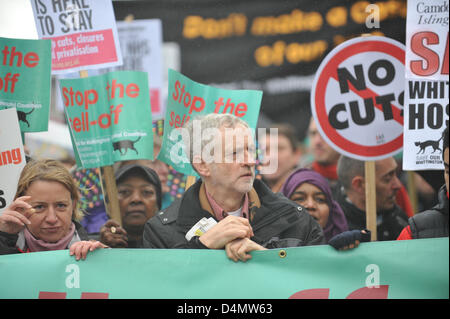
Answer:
top-left (311, 36), bottom-right (405, 161)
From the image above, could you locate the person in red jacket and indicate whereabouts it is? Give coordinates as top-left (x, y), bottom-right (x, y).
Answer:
top-left (397, 126), bottom-right (449, 240)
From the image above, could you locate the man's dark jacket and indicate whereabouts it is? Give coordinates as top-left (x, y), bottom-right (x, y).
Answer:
top-left (142, 179), bottom-right (325, 249)
top-left (335, 185), bottom-right (408, 241)
top-left (408, 184), bottom-right (449, 239)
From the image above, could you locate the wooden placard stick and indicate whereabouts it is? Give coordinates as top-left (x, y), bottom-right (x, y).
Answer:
top-left (365, 161), bottom-right (377, 241)
top-left (79, 70), bottom-right (122, 226)
top-left (406, 171), bottom-right (418, 215)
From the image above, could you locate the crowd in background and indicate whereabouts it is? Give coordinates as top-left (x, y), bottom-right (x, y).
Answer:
top-left (0, 113), bottom-right (448, 261)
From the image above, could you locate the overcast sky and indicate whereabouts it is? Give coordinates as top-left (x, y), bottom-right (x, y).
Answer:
top-left (0, 0), bottom-right (38, 39)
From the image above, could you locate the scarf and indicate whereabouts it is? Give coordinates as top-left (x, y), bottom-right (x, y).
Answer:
top-left (312, 161), bottom-right (338, 181)
top-left (199, 182), bottom-right (261, 223)
top-left (281, 168), bottom-right (348, 242)
top-left (23, 223), bottom-right (76, 252)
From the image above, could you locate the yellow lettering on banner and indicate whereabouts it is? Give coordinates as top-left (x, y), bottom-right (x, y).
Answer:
top-left (350, 0), bottom-right (406, 24)
top-left (254, 40), bottom-right (328, 67)
top-left (251, 9), bottom-right (323, 36)
top-left (183, 13), bottom-right (248, 39)
top-left (326, 6), bottom-right (348, 27)
top-left (351, 1), bottom-right (371, 24)
top-left (333, 31), bottom-right (384, 47)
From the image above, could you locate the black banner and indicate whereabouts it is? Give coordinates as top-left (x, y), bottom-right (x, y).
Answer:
top-left (113, 0), bottom-right (407, 140)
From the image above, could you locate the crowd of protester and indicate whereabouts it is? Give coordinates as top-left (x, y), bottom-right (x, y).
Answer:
top-left (0, 113), bottom-right (448, 262)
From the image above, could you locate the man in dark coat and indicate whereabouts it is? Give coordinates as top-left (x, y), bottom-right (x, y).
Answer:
top-left (397, 126), bottom-right (449, 240)
top-left (142, 114), bottom-right (324, 261)
top-left (336, 155), bottom-right (409, 241)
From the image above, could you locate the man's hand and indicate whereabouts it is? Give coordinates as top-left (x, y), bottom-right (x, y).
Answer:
top-left (225, 238), bottom-right (267, 262)
top-left (199, 215), bottom-right (254, 249)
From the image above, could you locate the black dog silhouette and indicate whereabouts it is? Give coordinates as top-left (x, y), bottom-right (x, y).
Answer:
top-left (415, 136), bottom-right (443, 154)
top-left (113, 136), bottom-right (141, 155)
top-left (17, 108), bottom-right (34, 127)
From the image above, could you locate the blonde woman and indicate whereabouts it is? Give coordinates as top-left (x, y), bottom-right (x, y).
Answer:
top-left (0, 159), bottom-right (107, 259)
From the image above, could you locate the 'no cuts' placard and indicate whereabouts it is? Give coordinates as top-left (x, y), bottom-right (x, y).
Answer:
top-left (311, 36), bottom-right (406, 161)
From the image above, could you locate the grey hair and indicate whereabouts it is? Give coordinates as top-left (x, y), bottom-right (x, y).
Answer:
top-left (337, 155), bottom-right (365, 191)
top-left (182, 113), bottom-right (250, 165)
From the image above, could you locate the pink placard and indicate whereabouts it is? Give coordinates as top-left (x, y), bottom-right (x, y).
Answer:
top-left (47, 29), bottom-right (118, 71)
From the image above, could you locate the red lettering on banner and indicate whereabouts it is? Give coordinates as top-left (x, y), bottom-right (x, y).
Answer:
top-left (289, 288), bottom-right (330, 299)
top-left (62, 86), bottom-right (98, 110)
top-left (24, 52), bottom-right (39, 68)
top-left (1, 46), bottom-right (39, 68)
top-left (410, 32), bottom-right (441, 76)
top-left (213, 97), bottom-right (248, 117)
top-left (105, 80), bottom-right (140, 100)
top-left (234, 103), bottom-right (248, 117)
top-left (68, 104), bottom-right (123, 132)
top-left (81, 292), bottom-right (109, 299)
top-left (288, 285), bottom-right (390, 299)
top-left (172, 80), bottom-right (184, 101)
top-left (0, 148), bottom-right (22, 167)
top-left (126, 83), bottom-right (139, 98)
top-left (39, 291), bottom-right (67, 299)
top-left (38, 291), bottom-right (110, 299)
top-left (0, 73), bottom-right (20, 93)
top-left (169, 111), bottom-right (190, 128)
top-left (172, 80), bottom-right (206, 114)
top-left (49, 30), bottom-right (117, 71)
top-left (442, 33), bottom-right (449, 75)
top-left (410, 32), bottom-right (449, 76)
top-left (346, 285), bottom-right (389, 299)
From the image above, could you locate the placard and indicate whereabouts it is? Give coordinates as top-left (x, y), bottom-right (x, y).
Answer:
top-left (311, 36), bottom-right (405, 161)
top-left (403, 0), bottom-right (449, 170)
top-left (60, 71), bottom-right (153, 168)
top-left (30, 0), bottom-right (123, 74)
top-left (99, 19), bottom-right (164, 120)
top-left (0, 36), bottom-right (51, 132)
top-left (0, 108), bottom-right (26, 214)
top-left (158, 69), bottom-right (262, 176)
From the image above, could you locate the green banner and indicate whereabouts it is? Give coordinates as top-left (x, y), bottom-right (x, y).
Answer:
top-left (0, 238), bottom-right (447, 299)
top-left (158, 69), bottom-right (263, 176)
top-left (60, 71), bottom-right (153, 169)
top-left (0, 37), bottom-right (52, 132)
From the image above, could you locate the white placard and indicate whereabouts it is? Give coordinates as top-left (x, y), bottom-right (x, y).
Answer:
top-left (29, 0), bottom-right (123, 74)
top-left (403, 0), bottom-right (449, 170)
top-left (311, 36), bottom-right (405, 161)
top-left (0, 108), bottom-right (26, 214)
